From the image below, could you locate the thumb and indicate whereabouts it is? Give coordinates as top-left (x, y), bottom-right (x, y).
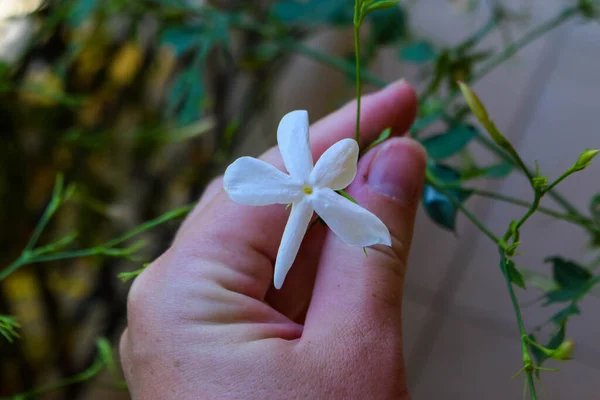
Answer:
top-left (305, 137), bottom-right (427, 333)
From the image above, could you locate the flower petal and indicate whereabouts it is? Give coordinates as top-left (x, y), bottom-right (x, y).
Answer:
top-left (277, 110), bottom-right (313, 180)
top-left (310, 138), bottom-right (359, 190)
top-left (224, 157), bottom-right (303, 206)
top-left (313, 188), bottom-right (391, 247)
top-left (273, 199), bottom-right (314, 289)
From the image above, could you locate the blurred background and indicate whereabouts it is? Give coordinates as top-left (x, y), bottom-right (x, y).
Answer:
top-left (0, 0), bottom-right (599, 399)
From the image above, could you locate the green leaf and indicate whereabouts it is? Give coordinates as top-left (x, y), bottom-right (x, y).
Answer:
top-left (96, 337), bottom-right (117, 377)
top-left (167, 66), bottom-right (205, 126)
top-left (506, 260), bottom-right (526, 289)
top-left (590, 194), bottom-right (600, 223)
top-left (365, 0), bottom-right (401, 13)
top-left (367, 4), bottom-right (406, 45)
top-left (363, 128), bottom-right (391, 153)
top-left (423, 164), bottom-right (471, 231)
top-left (118, 265), bottom-right (148, 282)
top-left (400, 40), bottom-right (436, 63)
top-left (271, 0), bottom-right (354, 26)
top-left (521, 269), bottom-right (559, 292)
top-left (338, 189), bottom-right (359, 204)
top-left (545, 288), bottom-right (584, 304)
top-left (161, 27), bottom-right (203, 56)
top-left (423, 51), bottom-right (451, 97)
top-left (551, 303), bottom-right (580, 325)
top-left (68, 0), bottom-right (100, 27)
top-left (460, 161), bottom-right (514, 180)
top-left (546, 256), bottom-right (592, 290)
top-left (530, 325), bottom-right (566, 368)
top-left (480, 162), bottom-right (513, 178)
top-left (421, 124), bottom-right (476, 160)
top-left (0, 315), bottom-right (21, 343)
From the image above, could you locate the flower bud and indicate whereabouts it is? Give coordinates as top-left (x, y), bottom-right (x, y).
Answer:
top-left (458, 81), bottom-right (489, 122)
top-left (550, 339), bottom-right (575, 361)
top-left (572, 149), bottom-right (599, 172)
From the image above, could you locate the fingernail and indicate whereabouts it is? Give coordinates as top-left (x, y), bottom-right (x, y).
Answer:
top-left (367, 138), bottom-right (426, 201)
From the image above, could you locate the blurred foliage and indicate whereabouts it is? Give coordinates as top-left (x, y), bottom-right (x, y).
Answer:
top-left (0, 0), bottom-right (598, 398)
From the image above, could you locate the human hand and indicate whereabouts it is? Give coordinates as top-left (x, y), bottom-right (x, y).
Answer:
top-left (120, 80), bottom-right (426, 399)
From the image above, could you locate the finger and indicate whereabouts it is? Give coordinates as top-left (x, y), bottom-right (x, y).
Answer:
top-left (305, 137), bottom-right (427, 334)
top-left (175, 177), bottom-right (223, 241)
top-left (171, 81), bottom-right (418, 303)
top-left (119, 329), bottom-right (133, 385)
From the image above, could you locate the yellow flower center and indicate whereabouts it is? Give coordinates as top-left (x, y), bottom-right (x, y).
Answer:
top-left (303, 186), bottom-right (313, 195)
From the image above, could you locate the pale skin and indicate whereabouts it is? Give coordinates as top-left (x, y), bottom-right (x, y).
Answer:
top-left (120, 80), bottom-right (427, 399)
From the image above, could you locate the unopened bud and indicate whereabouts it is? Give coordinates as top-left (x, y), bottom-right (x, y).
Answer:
top-left (458, 81), bottom-right (489, 122)
top-left (550, 339), bottom-right (575, 361)
top-left (572, 149), bottom-right (599, 172)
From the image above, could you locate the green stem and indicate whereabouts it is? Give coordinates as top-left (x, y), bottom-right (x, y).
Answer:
top-left (1, 357), bottom-right (105, 400)
top-left (467, 189), bottom-right (592, 230)
top-left (472, 6), bottom-right (579, 83)
top-left (472, 129), bottom-right (583, 218)
top-left (426, 174), bottom-right (501, 244)
top-left (0, 205), bottom-right (193, 281)
top-left (23, 175), bottom-right (64, 253)
top-left (281, 39), bottom-right (386, 88)
top-left (543, 169), bottom-right (575, 195)
top-left (514, 192), bottom-right (542, 233)
top-left (500, 252), bottom-right (538, 399)
top-left (526, 369), bottom-right (538, 400)
top-left (354, 24), bottom-right (362, 144)
top-left (418, 6), bottom-right (579, 129)
top-left (456, 11), bottom-right (501, 53)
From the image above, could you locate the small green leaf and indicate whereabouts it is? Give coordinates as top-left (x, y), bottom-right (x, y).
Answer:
top-left (423, 165), bottom-right (471, 231)
top-left (271, 0), bottom-right (354, 26)
top-left (96, 337), bottom-right (117, 377)
top-left (338, 189), bottom-right (359, 204)
top-left (161, 27), bottom-right (203, 56)
top-left (545, 288), bottom-right (584, 304)
top-left (506, 260), bottom-right (526, 289)
top-left (0, 315), bottom-right (21, 343)
top-left (546, 256), bottom-right (592, 290)
top-left (460, 162), bottom-right (514, 180)
top-left (551, 303), bottom-right (580, 325)
top-left (590, 194), bottom-right (600, 223)
top-left (421, 124), bottom-right (476, 160)
top-left (167, 67), bottom-right (205, 126)
top-left (363, 128), bottom-right (391, 153)
top-left (367, 4), bottom-right (406, 45)
top-left (68, 0), bottom-right (100, 27)
top-left (400, 40), bottom-right (436, 63)
top-left (365, 0), bottom-right (401, 13)
top-left (118, 265), bottom-right (148, 283)
top-left (481, 162), bottom-right (513, 178)
top-left (521, 269), bottom-right (559, 292)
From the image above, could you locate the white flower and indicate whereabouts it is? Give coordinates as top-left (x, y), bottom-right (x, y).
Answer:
top-left (224, 110), bottom-right (391, 289)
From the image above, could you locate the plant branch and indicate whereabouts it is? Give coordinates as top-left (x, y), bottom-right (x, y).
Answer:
top-left (472, 129), bottom-right (584, 218)
top-left (1, 205), bottom-right (193, 281)
top-left (425, 174), bottom-right (501, 244)
top-left (466, 189), bottom-right (593, 230)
